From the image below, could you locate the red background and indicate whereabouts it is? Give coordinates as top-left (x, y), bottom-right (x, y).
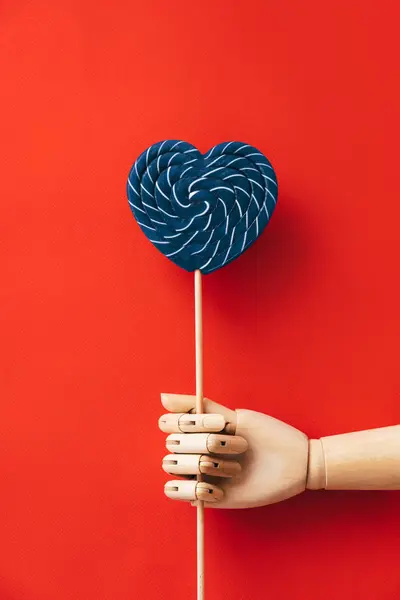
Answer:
top-left (1, 1), bottom-right (400, 599)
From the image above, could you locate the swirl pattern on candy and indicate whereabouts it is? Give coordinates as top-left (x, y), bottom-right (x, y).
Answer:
top-left (127, 140), bottom-right (278, 274)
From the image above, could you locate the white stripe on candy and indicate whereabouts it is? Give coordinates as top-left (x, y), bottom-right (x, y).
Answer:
top-left (200, 239), bottom-right (220, 270)
top-left (128, 198), bottom-right (146, 213)
top-left (127, 177), bottom-right (140, 196)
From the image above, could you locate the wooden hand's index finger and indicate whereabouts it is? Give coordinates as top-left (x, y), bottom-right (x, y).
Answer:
top-left (158, 413), bottom-right (225, 434)
top-left (161, 393), bottom-right (237, 433)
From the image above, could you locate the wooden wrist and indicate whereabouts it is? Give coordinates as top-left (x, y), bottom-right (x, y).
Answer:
top-left (306, 425), bottom-right (400, 490)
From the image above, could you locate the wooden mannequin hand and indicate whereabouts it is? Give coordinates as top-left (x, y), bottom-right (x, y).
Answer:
top-left (159, 394), bottom-right (308, 509)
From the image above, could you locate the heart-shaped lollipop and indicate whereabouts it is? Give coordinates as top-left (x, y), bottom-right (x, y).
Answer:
top-left (126, 139), bottom-right (278, 600)
top-left (127, 140), bottom-right (278, 274)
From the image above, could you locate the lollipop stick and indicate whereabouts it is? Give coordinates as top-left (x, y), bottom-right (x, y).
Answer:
top-left (194, 269), bottom-right (204, 599)
top-left (194, 270), bottom-right (204, 413)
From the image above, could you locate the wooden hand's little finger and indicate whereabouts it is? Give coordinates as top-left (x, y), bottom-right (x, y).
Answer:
top-left (164, 480), bottom-right (224, 503)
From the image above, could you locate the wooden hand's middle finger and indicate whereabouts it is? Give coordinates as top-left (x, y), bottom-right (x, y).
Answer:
top-left (166, 433), bottom-right (248, 455)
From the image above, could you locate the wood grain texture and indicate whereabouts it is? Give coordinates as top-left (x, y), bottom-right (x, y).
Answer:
top-left (213, 410), bottom-right (309, 509)
top-left (307, 426), bottom-right (400, 490)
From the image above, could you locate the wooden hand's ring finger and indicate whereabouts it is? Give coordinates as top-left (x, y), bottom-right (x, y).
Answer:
top-left (162, 454), bottom-right (241, 477)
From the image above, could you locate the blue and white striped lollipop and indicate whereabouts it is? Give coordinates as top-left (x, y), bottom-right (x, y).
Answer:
top-left (126, 139), bottom-right (278, 600)
top-left (127, 140), bottom-right (278, 274)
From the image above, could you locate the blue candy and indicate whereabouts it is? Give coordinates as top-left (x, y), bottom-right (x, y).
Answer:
top-left (127, 140), bottom-right (278, 274)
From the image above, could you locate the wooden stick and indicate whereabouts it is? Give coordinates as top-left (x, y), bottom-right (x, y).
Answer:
top-left (194, 269), bottom-right (204, 600)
